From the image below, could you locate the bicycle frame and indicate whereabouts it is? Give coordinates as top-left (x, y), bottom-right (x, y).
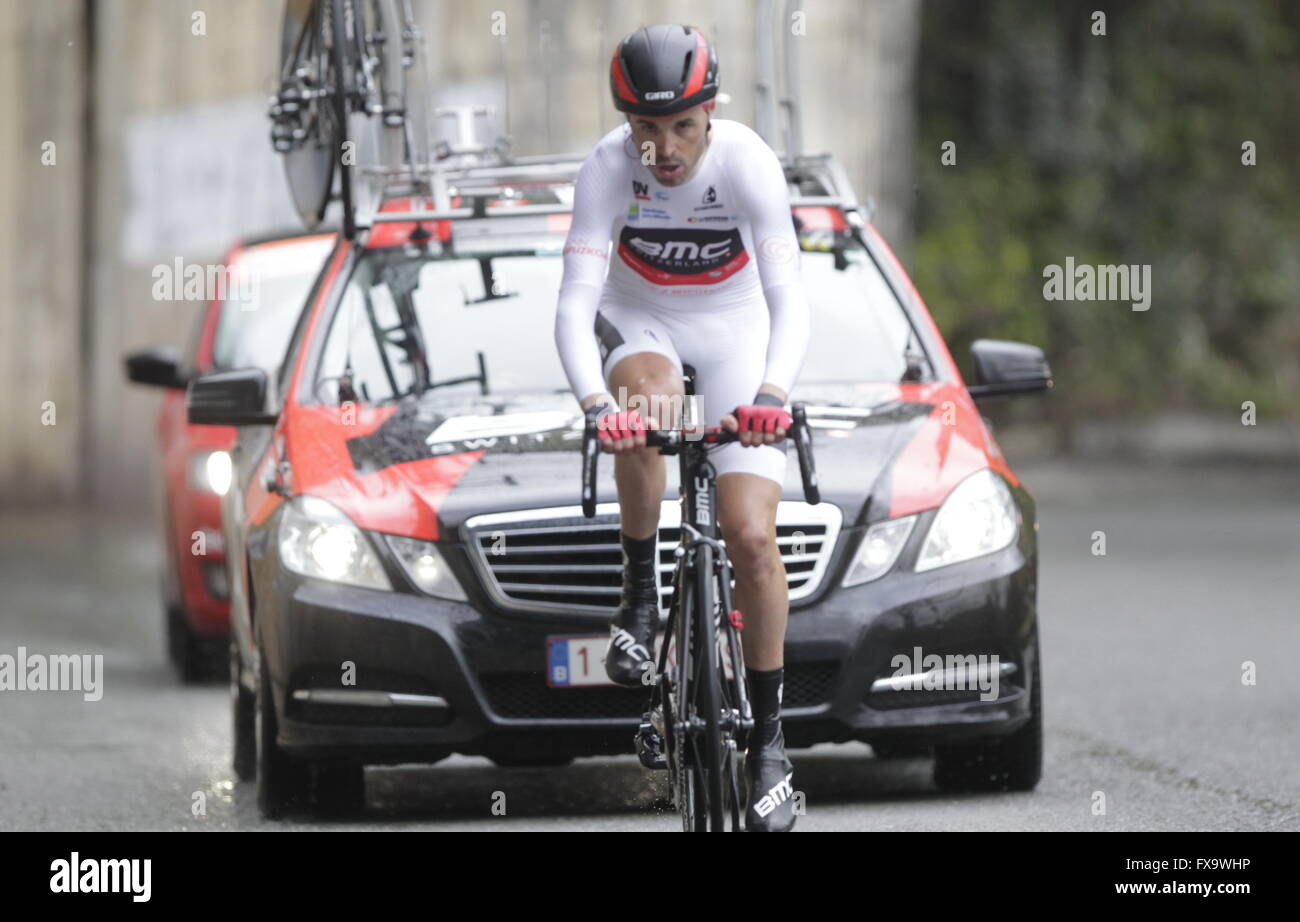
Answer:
top-left (580, 374), bottom-right (819, 831)
top-left (654, 431), bottom-right (752, 831)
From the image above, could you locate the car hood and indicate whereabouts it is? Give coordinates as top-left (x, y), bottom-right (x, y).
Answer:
top-left (286, 383), bottom-right (1010, 542)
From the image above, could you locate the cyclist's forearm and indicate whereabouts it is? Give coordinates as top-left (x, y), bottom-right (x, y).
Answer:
top-left (759, 281), bottom-right (810, 397)
top-left (554, 280), bottom-right (610, 404)
top-left (734, 134), bottom-right (808, 398)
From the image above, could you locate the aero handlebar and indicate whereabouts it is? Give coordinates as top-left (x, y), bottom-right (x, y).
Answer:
top-left (581, 402), bottom-right (821, 517)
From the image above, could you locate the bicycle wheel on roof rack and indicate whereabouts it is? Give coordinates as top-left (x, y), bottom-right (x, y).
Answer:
top-left (345, 0), bottom-right (435, 224)
top-left (275, 0), bottom-right (345, 229)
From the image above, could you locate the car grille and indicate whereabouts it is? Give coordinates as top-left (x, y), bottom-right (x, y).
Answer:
top-left (480, 661), bottom-right (839, 720)
top-left (461, 500), bottom-right (842, 615)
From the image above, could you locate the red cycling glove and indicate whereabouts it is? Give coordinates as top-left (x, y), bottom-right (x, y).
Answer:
top-left (587, 403), bottom-right (647, 443)
top-left (734, 393), bottom-right (792, 436)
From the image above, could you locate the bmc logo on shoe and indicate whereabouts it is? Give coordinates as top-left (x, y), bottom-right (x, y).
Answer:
top-left (609, 626), bottom-right (649, 662)
top-left (754, 771), bottom-right (794, 817)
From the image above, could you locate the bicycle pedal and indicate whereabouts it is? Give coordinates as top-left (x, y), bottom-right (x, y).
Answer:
top-left (635, 719), bottom-right (668, 770)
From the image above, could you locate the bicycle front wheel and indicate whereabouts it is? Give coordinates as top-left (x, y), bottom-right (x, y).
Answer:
top-left (690, 542), bottom-right (726, 831)
top-left (667, 560), bottom-right (705, 831)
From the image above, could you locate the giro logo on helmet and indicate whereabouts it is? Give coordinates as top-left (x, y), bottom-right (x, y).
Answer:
top-left (609, 23), bottom-right (719, 117)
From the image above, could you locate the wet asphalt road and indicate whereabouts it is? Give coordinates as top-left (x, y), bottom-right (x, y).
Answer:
top-left (1, 460), bottom-right (1297, 831)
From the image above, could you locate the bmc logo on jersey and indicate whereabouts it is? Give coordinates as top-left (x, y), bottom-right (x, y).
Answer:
top-left (632, 180), bottom-right (650, 201)
top-left (617, 227), bottom-right (749, 285)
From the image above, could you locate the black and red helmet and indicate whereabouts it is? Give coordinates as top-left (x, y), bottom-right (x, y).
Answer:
top-left (609, 24), bottom-right (719, 117)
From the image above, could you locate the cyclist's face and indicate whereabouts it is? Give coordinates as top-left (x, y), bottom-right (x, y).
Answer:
top-left (628, 105), bottom-right (711, 186)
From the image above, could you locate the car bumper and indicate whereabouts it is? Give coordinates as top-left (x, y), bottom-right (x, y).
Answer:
top-left (260, 569), bottom-right (648, 762)
top-left (257, 538), bottom-right (1036, 762)
top-left (781, 538), bottom-right (1039, 749)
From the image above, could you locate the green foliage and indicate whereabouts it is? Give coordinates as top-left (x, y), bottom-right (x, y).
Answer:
top-left (913, 0), bottom-right (1300, 427)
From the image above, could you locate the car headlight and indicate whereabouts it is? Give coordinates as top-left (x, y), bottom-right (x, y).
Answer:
top-left (189, 450), bottom-right (232, 495)
top-left (915, 469), bottom-right (1018, 572)
top-left (278, 495), bottom-right (391, 590)
top-left (386, 535), bottom-right (467, 601)
top-left (842, 516), bottom-right (917, 587)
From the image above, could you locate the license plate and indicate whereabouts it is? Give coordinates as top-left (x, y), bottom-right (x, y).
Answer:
top-left (546, 629), bottom-right (736, 687)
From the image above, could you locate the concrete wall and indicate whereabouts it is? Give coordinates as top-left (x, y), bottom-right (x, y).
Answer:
top-left (0, 0), bottom-right (89, 502)
top-left (0, 0), bottom-right (921, 508)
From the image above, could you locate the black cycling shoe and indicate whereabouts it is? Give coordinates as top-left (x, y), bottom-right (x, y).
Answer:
top-left (745, 725), bottom-right (797, 832)
top-left (744, 665), bottom-right (796, 831)
top-left (604, 546), bottom-right (660, 687)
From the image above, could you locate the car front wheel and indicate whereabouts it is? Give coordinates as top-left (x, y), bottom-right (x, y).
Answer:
top-left (231, 643), bottom-right (256, 781)
top-left (932, 633), bottom-right (1043, 793)
top-left (312, 760), bottom-right (366, 815)
top-left (255, 657), bottom-right (312, 818)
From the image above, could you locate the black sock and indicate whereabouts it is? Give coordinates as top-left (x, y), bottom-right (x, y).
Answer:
top-left (747, 665), bottom-right (785, 749)
top-left (621, 530), bottom-right (658, 565)
top-left (620, 530), bottom-right (659, 596)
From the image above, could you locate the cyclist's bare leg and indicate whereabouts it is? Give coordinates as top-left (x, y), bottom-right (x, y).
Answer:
top-left (718, 471), bottom-right (796, 831)
top-left (606, 351), bottom-right (684, 539)
top-left (716, 473), bottom-right (785, 670)
top-left (601, 351), bottom-right (685, 686)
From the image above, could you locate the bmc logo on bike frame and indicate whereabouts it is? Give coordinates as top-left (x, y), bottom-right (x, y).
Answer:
top-left (694, 475), bottom-right (711, 526)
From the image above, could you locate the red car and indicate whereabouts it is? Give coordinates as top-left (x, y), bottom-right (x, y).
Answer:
top-left (126, 232), bottom-right (336, 681)
top-left (188, 152), bottom-right (1052, 818)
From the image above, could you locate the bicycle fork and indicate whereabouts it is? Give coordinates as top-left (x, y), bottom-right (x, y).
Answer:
top-left (634, 529), bottom-right (754, 770)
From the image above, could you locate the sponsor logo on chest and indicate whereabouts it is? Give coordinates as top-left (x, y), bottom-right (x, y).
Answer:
top-left (616, 226), bottom-right (750, 285)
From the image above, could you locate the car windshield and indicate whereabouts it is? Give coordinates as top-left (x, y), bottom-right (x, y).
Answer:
top-left (310, 232), bottom-right (924, 408)
top-left (211, 236), bottom-right (335, 373)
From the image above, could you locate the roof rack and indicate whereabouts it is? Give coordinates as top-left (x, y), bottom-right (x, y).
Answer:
top-left (364, 149), bottom-right (869, 226)
top-left (784, 152), bottom-right (865, 217)
top-left (357, 93), bottom-right (873, 227)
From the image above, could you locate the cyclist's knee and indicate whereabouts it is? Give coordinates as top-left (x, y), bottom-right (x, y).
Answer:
top-left (724, 524), bottom-right (780, 578)
top-left (718, 477), bottom-right (781, 571)
top-left (610, 358), bottom-right (685, 427)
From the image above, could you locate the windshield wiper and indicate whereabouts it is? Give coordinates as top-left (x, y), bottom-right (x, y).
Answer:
top-left (425, 351), bottom-right (490, 395)
top-left (901, 329), bottom-right (927, 383)
top-left (463, 257), bottom-right (517, 305)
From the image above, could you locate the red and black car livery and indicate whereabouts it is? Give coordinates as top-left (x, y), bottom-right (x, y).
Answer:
top-left (191, 157), bottom-right (1051, 817)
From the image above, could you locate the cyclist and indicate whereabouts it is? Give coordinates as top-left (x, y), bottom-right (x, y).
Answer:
top-left (553, 23), bottom-right (810, 832)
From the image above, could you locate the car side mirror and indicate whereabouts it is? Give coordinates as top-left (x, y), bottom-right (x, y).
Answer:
top-left (125, 347), bottom-right (186, 389)
top-left (187, 368), bottom-right (277, 426)
top-left (966, 339), bottom-right (1054, 400)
